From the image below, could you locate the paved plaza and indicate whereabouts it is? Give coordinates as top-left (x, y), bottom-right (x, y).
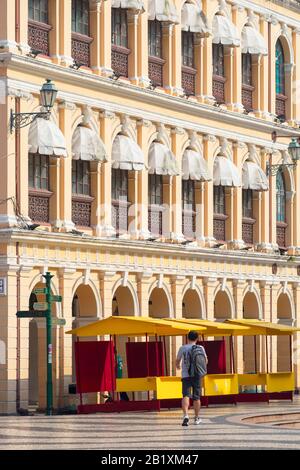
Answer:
top-left (1, 399), bottom-right (300, 450)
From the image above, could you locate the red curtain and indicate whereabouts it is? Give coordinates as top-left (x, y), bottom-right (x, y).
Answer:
top-left (75, 341), bottom-right (115, 393)
top-left (126, 341), bottom-right (165, 378)
top-left (198, 339), bottom-right (226, 374)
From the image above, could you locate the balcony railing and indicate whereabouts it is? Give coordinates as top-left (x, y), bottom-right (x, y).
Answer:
top-left (148, 56), bottom-right (165, 88)
top-left (72, 32), bottom-right (93, 67)
top-left (242, 218), bottom-right (255, 245)
top-left (213, 214), bottom-right (227, 241)
top-left (213, 75), bottom-right (226, 104)
top-left (276, 93), bottom-right (287, 121)
top-left (148, 205), bottom-right (163, 238)
top-left (111, 45), bottom-right (131, 78)
top-left (277, 221), bottom-right (287, 248)
top-left (242, 84), bottom-right (254, 113)
top-left (72, 195), bottom-right (93, 227)
top-left (182, 210), bottom-right (196, 240)
top-left (182, 66), bottom-right (196, 96)
top-left (112, 200), bottom-right (129, 234)
top-left (29, 189), bottom-right (52, 223)
top-left (28, 20), bottom-right (52, 56)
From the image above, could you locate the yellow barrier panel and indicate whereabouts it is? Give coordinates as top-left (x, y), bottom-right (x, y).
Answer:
top-left (238, 374), bottom-right (267, 387)
top-left (156, 377), bottom-right (182, 399)
top-left (266, 372), bottom-right (294, 393)
top-left (116, 377), bottom-right (156, 393)
top-left (204, 374), bottom-right (239, 396)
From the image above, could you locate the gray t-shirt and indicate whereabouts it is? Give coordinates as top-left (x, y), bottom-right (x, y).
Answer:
top-left (177, 344), bottom-right (207, 378)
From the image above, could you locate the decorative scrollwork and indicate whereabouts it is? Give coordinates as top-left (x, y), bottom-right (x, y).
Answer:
top-left (10, 111), bottom-right (49, 133)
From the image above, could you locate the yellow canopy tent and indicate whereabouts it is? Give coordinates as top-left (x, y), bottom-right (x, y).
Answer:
top-left (161, 318), bottom-right (252, 336)
top-left (226, 319), bottom-right (300, 336)
top-left (66, 315), bottom-right (207, 337)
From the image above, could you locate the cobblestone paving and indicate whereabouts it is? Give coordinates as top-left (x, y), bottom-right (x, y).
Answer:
top-left (1, 399), bottom-right (300, 450)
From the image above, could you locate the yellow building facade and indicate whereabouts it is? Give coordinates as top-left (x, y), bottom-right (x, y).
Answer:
top-left (1, 0), bottom-right (300, 413)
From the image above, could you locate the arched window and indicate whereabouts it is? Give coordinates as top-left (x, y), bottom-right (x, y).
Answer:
top-left (213, 185), bottom-right (226, 241)
top-left (148, 174), bottom-right (163, 237)
top-left (275, 40), bottom-right (287, 120)
top-left (112, 8), bottom-right (129, 78)
top-left (28, 154), bottom-right (51, 223)
top-left (212, 44), bottom-right (225, 104)
top-left (72, 160), bottom-right (92, 227)
top-left (182, 32), bottom-right (196, 96)
top-left (242, 189), bottom-right (254, 244)
top-left (276, 171), bottom-right (287, 247)
top-left (28, 0), bottom-right (50, 56)
top-left (148, 20), bottom-right (164, 88)
top-left (182, 180), bottom-right (196, 240)
top-left (71, 0), bottom-right (92, 67)
top-left (112, 169), bottom-right (129, 234)
top-left (242, 53), bottom-right (254, 112)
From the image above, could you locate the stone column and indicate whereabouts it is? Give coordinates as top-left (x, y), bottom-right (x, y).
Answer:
top-left (100, 0), bottom-right (113, 76)
top-left (224, 47), bottom-right (234, 110)
top-left (293, 163), bottom-right (300, 250)
top-left (258, 17), bottom-right (270, 120)
top-left (257, 148), bottom-right (274, 252)
top-left (170, 128), bottom-right (184, 242)
top-left (162, 23), bottom-right (173, 93)
top-left (195, 182), bottom-right (204, 242)
top-left (292, 29), bottom-right (300, 124)
top-left (171, 22), bottom-right (183, 96)
top-left (0, 0), bottom-right (18, 52)
top-left (137, 120), bottom-right (151, 240)
top-left (58, 101), bottom-right (75, 232)
top-left (58, 267), bottom-right (77, 408)
top-left (89, 0), bottom-right (102, 75)
top-left (194, 35), bottom-right (203, 101)
top-left (137, 272), bottom-right (153, 317)
top-left (58, 0), bottom-right (73, 66)
top-left (203, 135), bottom-right (216, 246)
top-left (128, 11), bottom-right (139, 85)
top-left (286, 189), bottom-right (295, 249)
top-left (128, 171), bottom-right (139, 238)
top-left (201, 0), bottom-right (214, 104)
top-left (90, 161), bottom-right (102, 237)
top-left (0, 93), bottom-right (17, 228)
top-left (136, 3), bottom-right (150, 87)
top-left (100, 271), bottom-right (117, 319)
top-left (229, 143), bottom-right (244, 249)
top-left (48, 0), bottom-right (60, 63)
top-left (203, 277), bottom-right (218, 322)
top-left (233, 280), bottom-right (246, 374)
top-left (18, 0), bottom-right (30, 55)
top-left (171, 276), bottom-right (185, 376)
top-left (99, 111), bottom-right (115, 237)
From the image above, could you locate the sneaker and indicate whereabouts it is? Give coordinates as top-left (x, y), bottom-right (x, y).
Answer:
top-left (194, 417), bottom-right (202, 425)
top-left (182, 416), bottom-right (189, 427)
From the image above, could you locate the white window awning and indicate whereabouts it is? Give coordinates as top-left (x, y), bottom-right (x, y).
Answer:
top-left (149, 142), bottom-right (180, 176)
top-left (242, 161), bottom-right (269, 191)
top-left (182, 149), bottom-right (211, 181)
top-left (112, 135), bottom-right (145, 171)
top-left (213, 14), bottom-right (240, 47)
top-left (181, 2), bottom-right (210, 35)
top-left (148, 0), bottom-right (179, 24)
top-left (28, 118), bottom-right (67, 157)
top-left (72, 126), bottom-right (107, 162)
top-left (242, 25), bottom-right (268, 55)
top-left (112, 0), bottom-right (145, 11)
top-left (213, 156), bottom-right (241, 187)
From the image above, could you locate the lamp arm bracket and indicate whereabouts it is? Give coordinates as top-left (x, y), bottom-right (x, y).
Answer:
top-left (10, 110), bottom-right (49, 133)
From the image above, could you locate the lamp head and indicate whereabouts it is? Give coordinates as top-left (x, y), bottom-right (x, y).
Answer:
top-left (40, 79), bottom-right (58, 113)
top-left (288, 138), bottom-right (300, 162)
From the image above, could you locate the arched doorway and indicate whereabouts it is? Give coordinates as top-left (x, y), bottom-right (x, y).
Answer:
top-left (214, 290), bottom-right (232, 320)
top-left (72, 284), bottom-right (98, 382)
top-left (28, 283), bottom-right (58, 410)
top-left (214, 289), bottom-right (233, 373)
top-left (243, 292), bottom-right (260, 374)
top-left (149, 286), bottom-right (172, 374)
top-left (112, 285), bottom-right (136, 379)
top-left (277, 293), bottom-right (293, 372)
top-left (182, 289), bottom-right (202, 319)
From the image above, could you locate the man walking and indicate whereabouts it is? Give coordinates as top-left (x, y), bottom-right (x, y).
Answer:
top-left (176, 330), bottom-right (208, 427)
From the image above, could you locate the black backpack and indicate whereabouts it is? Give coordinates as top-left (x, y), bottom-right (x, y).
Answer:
top-left (188, 345), bottom-right (207, 378)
